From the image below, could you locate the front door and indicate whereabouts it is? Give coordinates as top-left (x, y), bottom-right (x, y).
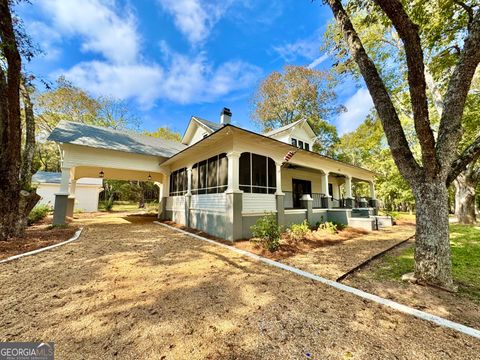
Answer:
top-left (292, 179), bottom-right (312, 208)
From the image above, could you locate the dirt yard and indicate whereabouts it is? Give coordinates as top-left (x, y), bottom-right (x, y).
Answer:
top-left (0, 215), bottom-right (478, 359)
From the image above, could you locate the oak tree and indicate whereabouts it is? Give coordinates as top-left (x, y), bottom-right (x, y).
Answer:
top-left (322, 0), bottom-right (480, 288)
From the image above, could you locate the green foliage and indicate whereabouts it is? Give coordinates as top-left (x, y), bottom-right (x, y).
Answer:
top-left (374, 224), bottom-right (480, 301)
top-left (250, 213), bottom-right (282, 252)
top-left (144, 127), bottom-right (182, 142)
top-left (334, 114), bottom-right (416, 211)
top-left (288, 220), bottom-right (311, 241)
top-left (251, 65), bottom-right (341, 155)
top-left (28, 204), bottom-right (51, 225)
top-left (316, 221), bottom-right (338, 234)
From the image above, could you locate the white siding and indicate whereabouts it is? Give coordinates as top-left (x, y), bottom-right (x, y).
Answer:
top-left (190, 193), bottom-right (227, 212)
top-left (242, 193), bottom-right (276, 213)
top-left (36, 183), bottom-right (101, 212)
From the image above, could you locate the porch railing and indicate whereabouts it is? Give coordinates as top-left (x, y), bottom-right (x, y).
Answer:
top-left (282, 192), bottom-right (374, 209)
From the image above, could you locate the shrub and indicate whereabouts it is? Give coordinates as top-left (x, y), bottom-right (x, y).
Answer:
top-left (317, 221), bottom-right (338, 234)
top-left (288, 220), bottom-right (311, 241)
top-left (28, 205), bottom-right (51, 225)
top-left (250, 213), bottom-right (282, 252)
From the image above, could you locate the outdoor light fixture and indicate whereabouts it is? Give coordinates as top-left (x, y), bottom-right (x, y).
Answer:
top-left (148, 173), bottom-right (152, 181)
top-left (99, 170), bottom-right (104, 178)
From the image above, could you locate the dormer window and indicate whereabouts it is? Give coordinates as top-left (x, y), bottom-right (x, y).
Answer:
top-left (291, 137), bottom-right (310, 151)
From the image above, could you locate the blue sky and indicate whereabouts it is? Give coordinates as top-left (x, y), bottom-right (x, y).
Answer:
top-left (18, 0), bottom-right (373, 135)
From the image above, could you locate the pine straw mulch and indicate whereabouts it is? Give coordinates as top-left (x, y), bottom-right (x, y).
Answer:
top-left (162, 220), bottom-right (416, 281)
top-left (0, 217), bottom-right (78, 260)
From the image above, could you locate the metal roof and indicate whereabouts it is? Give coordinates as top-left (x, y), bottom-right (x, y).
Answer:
top-left (47, 120), bottom-right (187, 158)
top-left (32, 171), bottom-right (103, 185)
top-left (193, 116), bottom-right (224, 132)
top-left (263, 119), bottom-right (305, 137)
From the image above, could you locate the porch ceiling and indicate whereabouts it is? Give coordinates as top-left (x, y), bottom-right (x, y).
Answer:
top-left (73, 166), bottom-right (164, 182)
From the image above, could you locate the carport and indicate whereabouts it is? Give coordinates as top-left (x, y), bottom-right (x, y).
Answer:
top-left (47, 121), bottom-right (186, 225)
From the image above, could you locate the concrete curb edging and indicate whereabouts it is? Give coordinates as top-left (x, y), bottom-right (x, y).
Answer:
top-left (154, 221), bottom-right (480, 340)
top-left (0, 227), bottom-right (84, 265)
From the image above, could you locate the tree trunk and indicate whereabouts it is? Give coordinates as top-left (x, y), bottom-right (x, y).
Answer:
top-left (20, 78), bottom-right (36, 189)
top-left (454, 171), bottom-right (477, 224)
top-left (14, 190), bottom-right (41, 234)
top-left (138, 181), bottom-right (146, 208)
top-left (0, 0), bottom-right (23, 240)
top-left (413, 181), bottom-right (453, 288)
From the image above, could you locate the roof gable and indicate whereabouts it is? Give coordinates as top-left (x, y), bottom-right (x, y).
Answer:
top-left (182, 116), bottom-right (224, 145)
top-left (263, 119), bottom-right (316, 139)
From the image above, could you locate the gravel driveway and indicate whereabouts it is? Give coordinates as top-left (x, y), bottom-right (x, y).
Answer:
top-left (0, 214), bottom-right (478, 359)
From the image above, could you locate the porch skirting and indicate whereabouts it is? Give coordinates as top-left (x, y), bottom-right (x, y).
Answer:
top-left (159, 193), bottom-right (385, 241)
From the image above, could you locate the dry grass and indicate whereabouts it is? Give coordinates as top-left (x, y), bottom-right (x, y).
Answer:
top-left (0, 216), bottom-right (478, 359)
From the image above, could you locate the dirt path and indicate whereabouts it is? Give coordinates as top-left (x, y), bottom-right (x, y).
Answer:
top-left (0, 217), bottom-right (478, 359)
top-left (282, 225), bottom-right (415, 280)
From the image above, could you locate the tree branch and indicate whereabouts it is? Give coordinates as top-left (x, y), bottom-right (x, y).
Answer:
top-left (453, 0), bottom-right (475, 30)
top-left (437, 10), bottom-right (480, 177)
top-left (447, 135), bottom-right (480, 185)
top-left (373, 0), bottom-right (437, 177)
top-left (323, 0), bottom-right (420, 184)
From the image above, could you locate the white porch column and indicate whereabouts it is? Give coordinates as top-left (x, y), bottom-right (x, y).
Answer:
top-left (162, 172), bottom-right (170, 197)
top-left (186, 167), bottom-right (192, 195)
top-left (226, 151), bottom-right (241, 193)
top-left (345, 175), bottom-right (353, 199)
top-left (321, 171), bottom-right (330, 197)
top-left (59, 167), bottom-right (71, 194)
top-left (369, 180), bottom-right (376, 200)
top-left (69, 179), bottom-right (77, 195)
top-left (275, 161), bottom-right (284, 195)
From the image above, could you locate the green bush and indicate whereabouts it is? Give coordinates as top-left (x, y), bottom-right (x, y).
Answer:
top-left (250, 213), bottom-right (282, 252)
top-left (317, 221), bottom-right (338, 234)
top-left (28, 205), bottom-right (51, 225)
top-left (288, 220), bottom-right (311, 241)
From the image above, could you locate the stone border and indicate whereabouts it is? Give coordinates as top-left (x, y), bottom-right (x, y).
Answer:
top-left (154, 221), bottom-right (480, 340)
top-left (0, 227), bottom-right (84, 265)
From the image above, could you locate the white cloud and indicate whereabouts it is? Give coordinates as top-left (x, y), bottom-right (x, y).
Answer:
top-left (273, 38), bottom-right (320, 62)
top-left (38, 0), bottom-right (140, 64)
top-left (60, 51), bottom-right (262, 107)
top-left (337, 88), bottom-right (374, 134)
top-left (33, 0), bottom-right (261, 107)
top-left (27, 21), bottom-right (62, 60)
top-left (308, 54), bottom-right (329, 69)
top-left (273, 32), bottom-right (329, 68)
top-left (157, 0), bottom-right (233, 44)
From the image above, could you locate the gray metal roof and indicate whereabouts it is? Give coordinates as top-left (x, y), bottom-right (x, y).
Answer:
top-left (193, 116), bottom-right (224, 132)
top-left (32, 171), bottom-right (63, 184)
top-left (32, 171), bottom-right (102, 185)
top-left (263, 119), bottom-right (304, 137)
top-left (47, 120), bottom-right (187, 157)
